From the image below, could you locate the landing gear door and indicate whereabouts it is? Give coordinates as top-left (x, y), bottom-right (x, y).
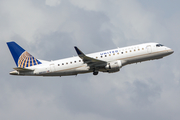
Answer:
top-left (146, 45), bottom-right (152, 53)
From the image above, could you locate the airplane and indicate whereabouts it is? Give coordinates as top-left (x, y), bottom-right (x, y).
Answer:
top-left (7, 41), bottom-right (174, 76)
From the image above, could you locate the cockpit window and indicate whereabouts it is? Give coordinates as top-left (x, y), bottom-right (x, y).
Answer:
top-left (156, 44), bottom-right (164, 47)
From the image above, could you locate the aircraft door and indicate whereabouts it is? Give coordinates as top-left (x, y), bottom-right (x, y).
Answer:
top-left (146, 45), bottom-right (152, 53)
top-left (50, 64), bottom-right (55, 72)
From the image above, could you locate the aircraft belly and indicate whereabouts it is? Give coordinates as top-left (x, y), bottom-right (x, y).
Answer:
top-left (40, 66), bottom-right (90, 76)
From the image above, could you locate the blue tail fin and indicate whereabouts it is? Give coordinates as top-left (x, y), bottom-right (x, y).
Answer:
top-left (7, 41), bottom-right (42, 68)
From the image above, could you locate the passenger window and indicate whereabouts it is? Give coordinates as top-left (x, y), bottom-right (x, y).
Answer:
top-left (101, 56), bottom-right (103, 58)
top-left (142, 48), bottom-right (144, 50)
top-left (113, 53), bottom-right (115, 55)
top-left (70, 62), bottom-right (72, 64)
top-left (105, 55), bottom-right (107, 57)
top-left (109, 54), bottom-right (111, 56)
top-left (96, 57), bottom-right (98, 59)
top-left (134, 50), bottom-right (136, 51)
top-left (126, 51), bottom-right (127, 53)
top-left (66, 62), bottom-right (68, 64)
top-left (62, 63), bottom-right (64, 65)
top-left (130, 50), bottom-right (132, 52)
top-left (74, 61), bottom-right (76, 63)
top-left (79, 60), bottom-right (81, 62)
top-left (121, 52), bottom-right (123, 54)
top-left (138, 49), bottom-right (140, 51)
top-left (58, 64), bottom-right (60, 66)
top-left (117, 53), bottom-right (119, 55)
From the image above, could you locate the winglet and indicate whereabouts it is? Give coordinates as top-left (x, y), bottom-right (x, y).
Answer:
top-left (74, 46), bottom-right (107, 64)
top-left (74, 46), bottom-right (85, 56)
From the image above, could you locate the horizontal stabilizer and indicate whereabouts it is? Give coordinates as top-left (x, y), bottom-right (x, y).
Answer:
top-left (13, 67), bottom-right (34, 71)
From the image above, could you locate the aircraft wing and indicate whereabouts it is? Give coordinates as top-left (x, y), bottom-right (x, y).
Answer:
top-left (74, 46), bottom-right (107, 66)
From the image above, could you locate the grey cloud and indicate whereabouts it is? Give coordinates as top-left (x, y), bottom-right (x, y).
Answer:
top-left (130, 79), bottom-right (161, 106)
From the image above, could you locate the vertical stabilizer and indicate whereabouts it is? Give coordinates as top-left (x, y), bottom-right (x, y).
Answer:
top-left (7, 41), bottom-right (41, 68)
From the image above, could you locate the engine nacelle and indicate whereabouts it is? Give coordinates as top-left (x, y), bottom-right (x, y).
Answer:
top-left (105, 60), bottom-right (122, 73)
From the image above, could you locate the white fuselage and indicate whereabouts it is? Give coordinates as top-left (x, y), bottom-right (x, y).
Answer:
top-left (10, 43), bottom-right (173, 76)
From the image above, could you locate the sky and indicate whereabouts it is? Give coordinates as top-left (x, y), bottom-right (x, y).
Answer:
top-left (0, 0), bottom-right (180, 120)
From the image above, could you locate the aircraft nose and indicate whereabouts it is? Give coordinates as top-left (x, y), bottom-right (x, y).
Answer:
top-left (168, 49), bottom-right (174, 54)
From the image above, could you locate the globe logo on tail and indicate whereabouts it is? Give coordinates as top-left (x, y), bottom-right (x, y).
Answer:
top-left (18, 51), bottom-right (41, 68)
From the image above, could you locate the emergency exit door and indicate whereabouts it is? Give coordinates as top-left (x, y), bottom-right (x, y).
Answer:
top-left (146, 45), bottom-right (152, 53)
top-left (50, 64), bottom-right (55, 72)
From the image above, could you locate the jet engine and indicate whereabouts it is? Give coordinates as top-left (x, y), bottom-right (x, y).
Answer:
top-left (105, 60), bottom-right (122, 73)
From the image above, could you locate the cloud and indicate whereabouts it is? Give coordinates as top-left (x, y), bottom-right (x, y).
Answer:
top-left (69, 0), bottom-right (155, 45)
top-left (45, 0), bottom-right (61, 6)
top-left (69, 0), bottom-right (102, 11)
top-left (0, 0), bottom-right (45, 42)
